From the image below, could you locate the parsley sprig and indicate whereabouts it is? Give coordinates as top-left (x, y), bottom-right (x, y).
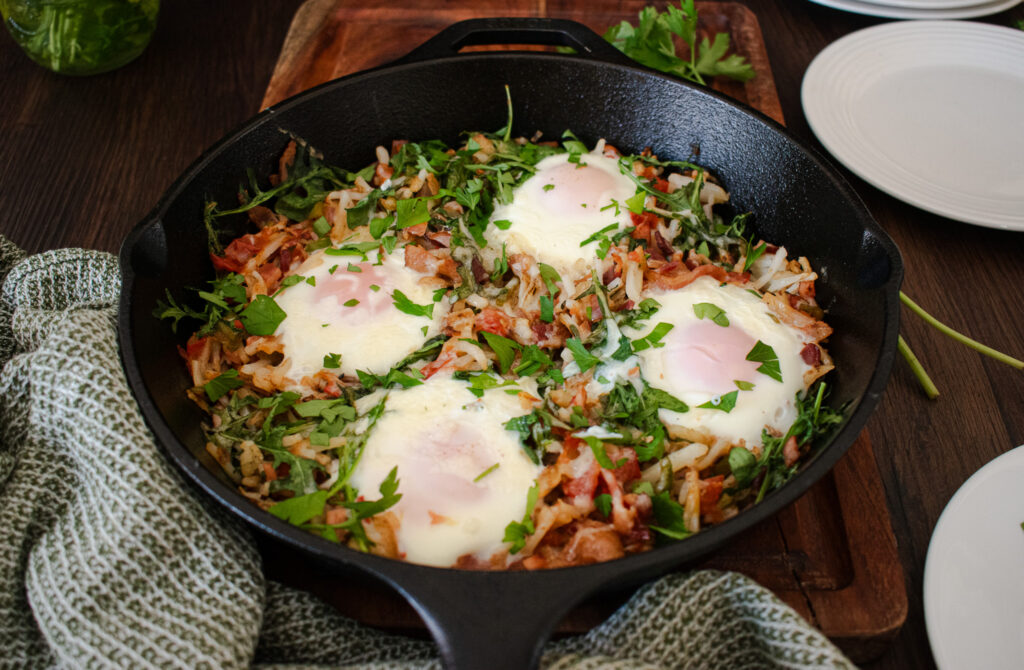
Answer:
top-left (603, 1), bottom-right (755, 87)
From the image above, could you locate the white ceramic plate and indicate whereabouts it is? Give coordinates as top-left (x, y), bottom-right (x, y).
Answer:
top-left (924, 445), bottom-right (1024, 669)
top-left (807, 0), bottom-right (1022, 19)
top-left (859, 0), bottom-right (1006, 9)
top-left (802, 21), bottom-right (1024, 231)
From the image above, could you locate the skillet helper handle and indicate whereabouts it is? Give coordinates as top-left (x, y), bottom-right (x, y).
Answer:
top-left (394, 17), bottom-right (636, 68)
top-left (393, 566), bottom-right (607, 670)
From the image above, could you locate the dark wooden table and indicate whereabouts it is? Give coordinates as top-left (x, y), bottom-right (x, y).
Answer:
top-left (2, 2), bottom-right (1022, 668)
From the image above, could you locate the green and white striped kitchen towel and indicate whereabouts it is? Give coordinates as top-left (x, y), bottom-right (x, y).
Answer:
top-left (0, 236), bottom-right (855, 669)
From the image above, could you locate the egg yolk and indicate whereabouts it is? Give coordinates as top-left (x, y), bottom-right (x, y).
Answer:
top-left (539, 162), bottom-right (623, 215)
top-left (397, 423), bottom-right (493, 526)
top-left (663, 320), bottom-right (760, 396)
top-left (311, 260), bottom-right (392, 321)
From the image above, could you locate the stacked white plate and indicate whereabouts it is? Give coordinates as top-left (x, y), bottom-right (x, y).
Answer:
top-left (807, 0), bottom-right (1022, 19)
top-left (802, 21), bottom-right (1024, 230)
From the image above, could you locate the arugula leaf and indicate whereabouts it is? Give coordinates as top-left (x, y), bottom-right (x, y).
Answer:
top-left (240, 294), bottom-right (287, 335)
top-left (697, 390), bottom-right (738, 412)
top-left (204, 369), bottom-right (244, 402)
top-left (693, 302), bottom-right (729, 327)
top-left (746, 340), bottom-right (782, 382)
top-left (391, 290), bottom-right (434, 318)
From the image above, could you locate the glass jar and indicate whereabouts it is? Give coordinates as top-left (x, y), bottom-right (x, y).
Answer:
top-left (1, 0), bottom-right (159, 75)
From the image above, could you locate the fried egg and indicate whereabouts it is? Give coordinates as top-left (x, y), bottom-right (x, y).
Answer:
top-left (273, 246), bottom-right (447, 384)
top-left (348, 375), bottom-right (542, 567)
top-left (622, 276), bottom-right (813, 449)
top-left (485, 149), bottom-right (637, 279)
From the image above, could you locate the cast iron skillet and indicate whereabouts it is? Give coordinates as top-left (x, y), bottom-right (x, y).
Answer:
top-left (118, 19), bottom-right (902, 670)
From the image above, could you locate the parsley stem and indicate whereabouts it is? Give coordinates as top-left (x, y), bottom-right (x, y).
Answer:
top-left (898, 335), bottom-right (939, 400)
top-left (900, 292), bottom-right (1023, 370)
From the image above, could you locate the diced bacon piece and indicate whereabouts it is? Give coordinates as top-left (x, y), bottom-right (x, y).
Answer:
top-left (475, 307), bottom-right (513, 337)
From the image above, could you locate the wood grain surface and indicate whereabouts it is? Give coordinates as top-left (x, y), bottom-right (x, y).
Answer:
top-left (254, 1), bottom-right (905, 660)
top-left (2, 2), bottom-right (1024, 669)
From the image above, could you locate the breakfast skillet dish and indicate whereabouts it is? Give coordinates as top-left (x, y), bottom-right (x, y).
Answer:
top-left (156, 114), bottom-right (841, 570)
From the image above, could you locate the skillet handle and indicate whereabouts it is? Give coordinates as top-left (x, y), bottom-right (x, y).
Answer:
top-left (388, 565), bottom-right (608, 670)
top-left (394, 17), bottom-right (636, 68)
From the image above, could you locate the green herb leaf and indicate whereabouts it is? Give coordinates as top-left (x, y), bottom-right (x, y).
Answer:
top-left (649, 490), bottom-right (691, 540)
top-left (697, 390), bottom-right (738, 412)
top-left (539, 295), bottom-right (554, 323)
top-left (396, 198), bottom-right (430, 229)
top-left (625, 190), bottom-right (646, 214)
top-left (565, 338), bottom-right (601, 372)
top-left (537, 263), bottom-right (562, 296)
top-left (693, 302), bottom-right (729, 327)
top-left (313, 215), bottom-right (331, 236)
top-left (269, 490), bottom-right (329, 525)
top-left (734, 379), bottom-right (755, 391)
top-left (391, 290), bottom-right (434, 318)
top-left (728, 447), bottom-right (758, 488)
top-left (743, 239), bottom-right (767, 272)
top-left (481, 331), bottom-right (520, 374)
top-left (240, 294), bottom-right (287, 335)
top-left (493, 219), bottom-right (513, 230)
top-left (631, 322), bottom-right (674, 352)
top-left (204, 369), bottom-right (244, 402)
top-left (474, 463), bottom-right (500, 482)
top-left (504, 482), bottom-right (539, 554)
top-left (746, 340), bottom-right (782, 382)
top-left (323, 353), bottom-right (341, 369)
top-left (594, 493), bottom-right (613, 518)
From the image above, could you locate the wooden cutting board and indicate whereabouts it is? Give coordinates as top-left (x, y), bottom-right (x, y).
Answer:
top-left (257, 1), bottom-right (907, 662)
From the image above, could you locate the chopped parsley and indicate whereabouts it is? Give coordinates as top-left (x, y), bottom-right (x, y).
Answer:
top-left (240, 294), bottom-right (286, 335)
top-left (631, 322), bottom-right (674, 352)
top-left (391, 290), bottom-right (434, 318)
top-left (746, 340), bottom-right (782, 382)
top-left (697, 390), bottom-right (738, 412)
top-left (204, 369), bottom-right (244, 402)
top-left (693, 302), bottom-right (729, 327)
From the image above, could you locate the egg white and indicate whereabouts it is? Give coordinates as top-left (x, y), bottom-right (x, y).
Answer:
top-left (485, 150), bottom-right (637, 280)
top-left (273, 246), bottom-right (447, 385)
top-left (347, 375), bottom-right (542, 567)
top-left (622, 276), bottom-right (813, 450)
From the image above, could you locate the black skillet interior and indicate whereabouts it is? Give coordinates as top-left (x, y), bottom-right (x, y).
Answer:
top-left (118, 19), bottom-right (902, 670)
